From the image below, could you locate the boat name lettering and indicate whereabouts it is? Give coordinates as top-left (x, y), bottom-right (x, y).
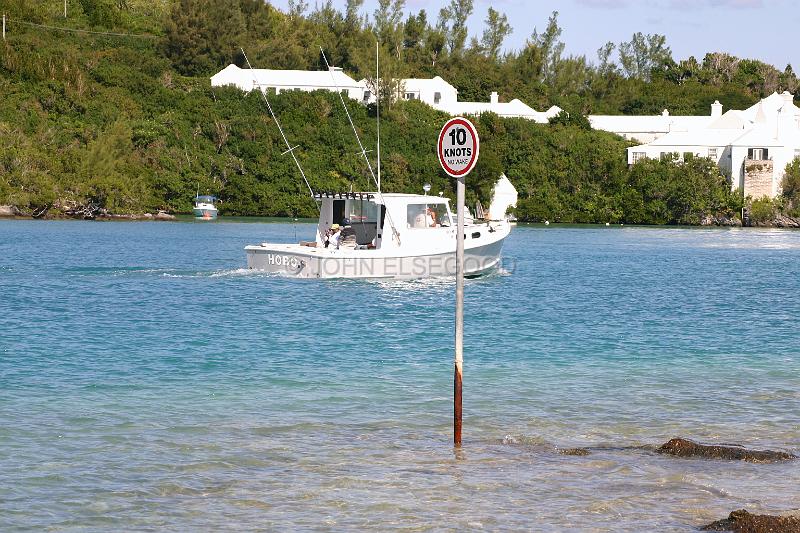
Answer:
top-left (266, 254), bottom-right (299, 267)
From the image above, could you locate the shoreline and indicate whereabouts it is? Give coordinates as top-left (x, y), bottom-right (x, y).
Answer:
top-left (2, 204), bottom-right (800, 228)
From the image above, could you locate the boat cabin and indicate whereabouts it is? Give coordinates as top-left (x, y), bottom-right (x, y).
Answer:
top-left (194, 195), bottom-right (217, 205)
top-left (314, 192), bottom-right (454, 250)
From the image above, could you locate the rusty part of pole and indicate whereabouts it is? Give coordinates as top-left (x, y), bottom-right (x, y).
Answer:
top-left (454, 360), bottom-right (463, 446)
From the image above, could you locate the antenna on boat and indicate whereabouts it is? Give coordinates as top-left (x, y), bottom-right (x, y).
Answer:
top-left (376, 39), bottom-right (381, 194)
top-left (240, 48), bottom-right (318, 212)
top-left (319, 47), bottom-right (400, 244)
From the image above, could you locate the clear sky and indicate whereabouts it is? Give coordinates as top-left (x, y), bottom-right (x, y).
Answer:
top-left (267, 0), bottom-right (799, 70)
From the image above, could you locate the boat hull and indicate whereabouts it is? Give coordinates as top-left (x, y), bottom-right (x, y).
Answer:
top-left (193, 207), bottom-right (218, 220)
top-left (245, 223), bottom-right (509, 279)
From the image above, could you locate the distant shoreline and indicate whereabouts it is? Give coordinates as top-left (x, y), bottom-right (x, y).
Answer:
top-left (3, 207), bottom-right (800, 228)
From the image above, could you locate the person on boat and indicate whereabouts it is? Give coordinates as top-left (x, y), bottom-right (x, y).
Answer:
top-left (426, 207), bottom-right (437, 228)
top-left (328, 225), bottom-right (342, 249)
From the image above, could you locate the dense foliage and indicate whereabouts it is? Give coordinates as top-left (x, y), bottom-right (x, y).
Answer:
top-left (1, 0), bottom-right (791, 223)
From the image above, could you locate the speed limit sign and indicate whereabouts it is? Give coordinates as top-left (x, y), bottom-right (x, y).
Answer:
top-left (437, 117), bottom-right (479, 177)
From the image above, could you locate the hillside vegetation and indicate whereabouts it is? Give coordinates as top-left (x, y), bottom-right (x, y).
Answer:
top-left (2, 0), bottom-right (796, 222)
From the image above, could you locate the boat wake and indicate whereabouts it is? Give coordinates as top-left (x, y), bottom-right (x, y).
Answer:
top-left (162, 268), bottom-right (268, 279)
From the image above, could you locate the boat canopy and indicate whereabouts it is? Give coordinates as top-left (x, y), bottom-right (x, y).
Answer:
top-left (314, 192), bottom-right (375, 200)
top-left (195, 195), bottom-right (217, 202)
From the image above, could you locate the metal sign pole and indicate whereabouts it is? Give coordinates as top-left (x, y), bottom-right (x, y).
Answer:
top-left (454, 175), bottom-right (465, 447)
top-left (3, 14), bottom-right (5, 41)
top-left (437, 116), bottom-right (478, 449)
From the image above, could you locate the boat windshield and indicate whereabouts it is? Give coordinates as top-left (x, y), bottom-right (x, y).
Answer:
top-left (345, 198), bottom-right (378, 223)
top-left (195, 195), bottom-right (216, 203)
top-left (407, 203), bottom-right (449, 228)
top-left (345, 198), bottom-right (383, 245)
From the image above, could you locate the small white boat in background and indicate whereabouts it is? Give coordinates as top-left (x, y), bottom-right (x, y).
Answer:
top-left (193, 195), bottom-right (218, 220)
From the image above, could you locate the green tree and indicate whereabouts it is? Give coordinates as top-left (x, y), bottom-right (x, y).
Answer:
top-left (529, 11), bottom-right (564, 86)
top-left (480, 8), bottom-right (512, 60)
top-left (781, 157), bottom-right (800, 215)
top-left (374, 0), bottom-right (406, 58)
top-left (79, 0), bottom-right (120, 28)
top-left (619, 32), bottom-right (672, 81)
top-left (439, 0), bottom-right (473, 57)
top-left (163, 0), bottom-right (246, 76)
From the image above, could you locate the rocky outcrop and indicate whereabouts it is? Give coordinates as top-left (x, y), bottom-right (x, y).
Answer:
top-left (95, 211), bottom-right (175, 221)
top-left (0, 205), bottom-right (20, 217)
top-left (700, 214), bottom-right (743, 227)
top-left (772, 214), bottom-right (800, 228)
top-left (657, 438), bottom-right (795, 463)
top-left (700, 509), bottom-right (800, 532)
top-left (154, 211), bottom-right (176, 221)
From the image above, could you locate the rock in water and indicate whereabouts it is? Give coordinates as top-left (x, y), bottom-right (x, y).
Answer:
top-left (701, 509), bottom-right (800, 532)
top-left (559, 448), bottom-right (591, 456)
top-left (0, 205), bottom-right (20, 217)
top-left (154, 211), bottom-right (176, 221)
top-left (657, 438), bottom-right (795, 463)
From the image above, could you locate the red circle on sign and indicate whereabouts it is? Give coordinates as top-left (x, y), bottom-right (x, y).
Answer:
top-left (438, 117), bottom-right (479, 177)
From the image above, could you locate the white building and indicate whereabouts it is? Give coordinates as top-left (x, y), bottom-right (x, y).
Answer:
top-left (358, 76), bottom-right (459, 106)
top-left (398, 76), bottom-right (458, 106)
top-left (589, 104), bottom-right (720, 143)
top-left (627, 92), bottom-right (800, 198)
top-left (435, 92), bottom-right (561, 123)
top-left (211, 64), bottom-right (364, 100)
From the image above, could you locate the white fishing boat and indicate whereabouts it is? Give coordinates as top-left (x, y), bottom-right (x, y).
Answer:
top-left (245, 191), bottom-right (512, 279)
top-left (240, 47), bottom-right (511, 279)
top-left (193, 195), bottom-right (218, 220)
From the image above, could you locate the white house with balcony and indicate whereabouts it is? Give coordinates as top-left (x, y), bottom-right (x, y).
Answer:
top-left (211, 64), bottom-right (364, 100)
top-left (627, 92), bottom-right (800, 198)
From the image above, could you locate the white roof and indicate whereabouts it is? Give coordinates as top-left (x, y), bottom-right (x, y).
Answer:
top-left (211, 64), bottom-right (362, 91)
top-left (589, 114), bottom-right (713, 133)
top-left (401, 76), bottom-right (457, 93)
top-left (730, 123), bottom-right (800, 147)
top-left (641, 127), bottom-right (750, 148)
top-left (436, 99), bottom-right (558, 121)
top-left (740, 91), bottom-right (800, 121)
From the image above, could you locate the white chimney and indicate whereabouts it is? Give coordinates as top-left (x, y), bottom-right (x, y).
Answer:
top-left (711, 100), bottom-right (723, 118)
top-left (778, 91), bottom-right (797, 138)
top-left (662, 109), bottom-right (669, 117)
top-left (490, 91), bottom-right (499, 104)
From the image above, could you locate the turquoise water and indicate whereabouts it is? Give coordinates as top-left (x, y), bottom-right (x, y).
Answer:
top-left (1, 219), bottom-right (799, 531)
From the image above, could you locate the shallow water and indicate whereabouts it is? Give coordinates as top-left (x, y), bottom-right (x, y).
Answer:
top-left (1, 220), bottom-right (799, 531)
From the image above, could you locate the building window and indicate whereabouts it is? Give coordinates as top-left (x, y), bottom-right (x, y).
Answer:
top-left (363, 90), bottom-right (371, 102)
top-left (434, 92), bottom-right (441, 104)
top-left (405, 92), bottom-right (416, 100)
top-left (747, 147), bottom-right (769, 160)
top-left (632, 152), bottom-right (646, 163)
top-left (708, 147), bottom-right (718, 159)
